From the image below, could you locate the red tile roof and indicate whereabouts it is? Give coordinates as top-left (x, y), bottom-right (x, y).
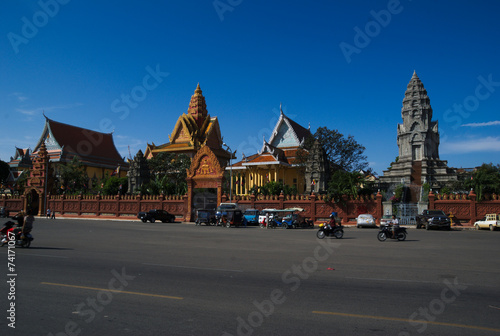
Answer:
top-left (36, 118), bottom-right (127, 169)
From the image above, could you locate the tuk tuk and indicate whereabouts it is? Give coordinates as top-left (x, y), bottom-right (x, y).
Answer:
top-left (220, 209), bottom-right (244, 228)
top-left (275, 208), bottom-right (314, 229)
top-left (195, 209), bottom-right (216, 226)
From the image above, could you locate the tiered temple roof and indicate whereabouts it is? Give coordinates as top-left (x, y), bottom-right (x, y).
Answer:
top-left (144, 84), bottom-right (232, 163)
top-left (32, 117), bottom-right (127, 169)
top-left (231, 108), bottom-right (311, 169)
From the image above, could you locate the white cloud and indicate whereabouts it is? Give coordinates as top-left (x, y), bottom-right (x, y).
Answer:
top-left (441, 136), bottom-right (500, 154)
top-left (16, 103), bottom-right (83, 116)
top-left (10, 92), bottom-right (29, 102)
top-left (461, 120), bottom-right (500, 127)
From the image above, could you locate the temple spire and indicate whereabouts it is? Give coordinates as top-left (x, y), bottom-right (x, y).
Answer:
top-left (187, 83), bottom-right (208, 128)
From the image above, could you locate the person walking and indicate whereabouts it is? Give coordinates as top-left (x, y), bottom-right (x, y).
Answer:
top-left (46, 208), bottom-right (51, 218)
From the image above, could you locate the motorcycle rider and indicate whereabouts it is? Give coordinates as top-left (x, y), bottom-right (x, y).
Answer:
top-left (391, 214), bottom-right (399, 238)
top-left (327, 212), bottom-right (338, 230)
top-left (13, 210), bottom-right (34, 241)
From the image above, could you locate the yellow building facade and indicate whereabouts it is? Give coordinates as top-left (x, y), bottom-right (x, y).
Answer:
top-left (229, 109), bottom-right (311, 195)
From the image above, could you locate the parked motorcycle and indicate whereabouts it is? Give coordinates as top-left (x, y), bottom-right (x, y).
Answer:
top-left (377, 224), bottom-right (407, 241)
top-left (316, 223), bottom-right (344, 239)
top-left (0, 221), bottom-right (34, 248)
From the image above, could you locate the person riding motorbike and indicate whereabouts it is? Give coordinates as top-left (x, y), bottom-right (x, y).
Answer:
top-left (391, 214), bottom-right (399, 238)
top-left (13, 210), bottom-right (33, 240)
top-left (327, 212), bottom-right (338, 230)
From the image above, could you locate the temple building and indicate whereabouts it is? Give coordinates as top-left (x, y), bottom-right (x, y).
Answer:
top-left (144, 84), bottom-right (232, 165)
top-left (6, 147), bottom-right (32, 187)
top-left (380, 71), bottom-right (457, 201)
top-left (229, 108), bottom-right (328, 195)
top-left (7, 116), bottom-right (128, 191)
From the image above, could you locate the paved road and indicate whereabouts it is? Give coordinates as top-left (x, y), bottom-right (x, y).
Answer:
top-left (1, 218), bottom-right (499, 336)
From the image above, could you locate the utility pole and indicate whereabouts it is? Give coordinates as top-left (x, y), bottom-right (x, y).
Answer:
top-left (223, 143), bottom-right (236, 202)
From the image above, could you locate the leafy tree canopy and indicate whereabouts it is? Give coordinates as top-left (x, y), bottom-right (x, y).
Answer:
top-left (141, 153), bottom-right (191, 195)
top-left (102, 176), bottom-right (128, 195)
top-left (314, 127), bottom-right (368, 172)
top-left (59, 156), bottom-right (88, 194)
top-left (300, 126), bottom-right (368, 173)
top-left (326, 170), bottom-right (373, 202)
top-left (468, 163), bottom-right (500, 200)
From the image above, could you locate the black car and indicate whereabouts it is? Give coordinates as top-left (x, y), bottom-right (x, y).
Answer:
top-left (137, 209), bottom-right (176, 223)
top-left (416, 210), bottom-right (451, 230)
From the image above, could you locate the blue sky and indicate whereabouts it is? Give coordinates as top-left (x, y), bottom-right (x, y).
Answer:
top-left (1, 0), bottom-right (499, 175)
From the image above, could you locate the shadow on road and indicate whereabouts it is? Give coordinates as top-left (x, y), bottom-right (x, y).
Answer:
top-left (25, 247), bottom-right (74, 251)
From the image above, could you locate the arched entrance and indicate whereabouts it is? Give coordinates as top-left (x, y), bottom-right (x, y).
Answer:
top-left (186, 145), bottom-right (225, 222)
top-left (24, 188), bottom-right (42, 215)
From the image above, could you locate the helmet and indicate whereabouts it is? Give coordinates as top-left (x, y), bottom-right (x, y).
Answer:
top-left (330, 212), bottom-right (337, 218)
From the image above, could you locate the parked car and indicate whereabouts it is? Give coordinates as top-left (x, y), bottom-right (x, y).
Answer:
top-left (474, 214), bottom-right (500, 231)
top-left (137, 209), bottom-right (176, 223)
top-left (243, 209), bottom-right (260, 226)
top-left (380, 215), bottom-right (392, 226)
top-left (195, 209), bottom-right (216, 226)
top-left (356, 214), bottom-right (377, 228)
top-left (416, 210), bottom-right (451, 230)
top-left (0, 207), bottom-right (9, 218)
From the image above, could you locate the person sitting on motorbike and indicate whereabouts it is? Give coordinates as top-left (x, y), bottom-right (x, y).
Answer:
top-left (13, 210), bottom-right (34, 240)
top-left (391, 215), bottom-right (399, 238)
top-left (13, 211), bottom-right (25, 226)
top-left (327, 212), bottom-right (337, 230)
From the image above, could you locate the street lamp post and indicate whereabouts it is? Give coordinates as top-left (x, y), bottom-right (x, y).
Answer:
top-left (223, 143), bottom-right (236, 203)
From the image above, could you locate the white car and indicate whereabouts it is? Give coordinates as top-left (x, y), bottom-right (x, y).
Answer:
top-left (356, 214), bottom-right (377, 228)
top-left (474, 214), bottom-right (500, 231)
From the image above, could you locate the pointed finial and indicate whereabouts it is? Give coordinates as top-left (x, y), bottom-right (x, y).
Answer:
top-left (412, 70), bottom-right (419, 79)
top-left (195, 83), bottom-right (202, 93)
top-left (279, 102), bottom-right (283, 115)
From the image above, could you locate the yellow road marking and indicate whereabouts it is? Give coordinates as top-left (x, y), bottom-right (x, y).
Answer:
top-left (312, 311), bottom-right (500, 333)
top-left (41, 282), bottom-right (183, 300)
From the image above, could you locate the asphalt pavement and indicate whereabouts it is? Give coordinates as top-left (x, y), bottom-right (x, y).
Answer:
top-left (1, 218), bottom-right (499, 336)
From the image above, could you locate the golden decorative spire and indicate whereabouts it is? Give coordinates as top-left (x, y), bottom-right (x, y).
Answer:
top-left (187, 83), bottom-right (208, 128)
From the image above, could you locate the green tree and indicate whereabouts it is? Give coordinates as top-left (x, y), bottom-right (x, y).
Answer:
top-left (102, 176), bottom-right (128, 195)
top-left (255, 181), bottom-right (297, 196)
top-left (326, 170), bottom-right (369, 203)
top-left (142, 153), bottom-right (191, 195)
top-left (468, 163), bottom-right (500, 200)
top-left (59, 156), bottom-right (88, 194)
top-left (313, 126), bottom-right (368, 172)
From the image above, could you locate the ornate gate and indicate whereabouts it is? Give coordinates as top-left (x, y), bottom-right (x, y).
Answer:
top-left (186, 145), bottom-right (226, 222)
top-left (396, 203), bottom-right (418, 225)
